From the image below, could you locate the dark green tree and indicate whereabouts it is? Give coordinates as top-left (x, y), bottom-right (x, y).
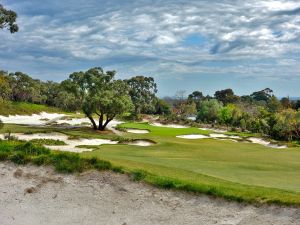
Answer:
top-left (125, 76), bottom-right (157, 118)
top-left (0, 4), bottom-right (18, 33)
top-left (66, 67), bottom-right (133, 130)
top-left (214, 88), bottom-right (239, 105)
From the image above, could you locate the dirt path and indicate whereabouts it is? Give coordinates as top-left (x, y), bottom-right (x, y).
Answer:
top-left (0, 162), bottom-right (299, 225)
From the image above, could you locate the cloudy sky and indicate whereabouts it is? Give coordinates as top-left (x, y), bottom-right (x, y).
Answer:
top-left (1, 0), bottom-right (300, 97)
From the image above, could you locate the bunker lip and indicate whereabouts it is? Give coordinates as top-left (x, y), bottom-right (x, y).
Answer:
top-left (176, 134), bottom-right (209, 139)
top-left (124, 139), bottom-right (156, 146)
top-left (150, 122), bottom-right (189, 128)
top-left (126, 129), bottom-right (150, 134)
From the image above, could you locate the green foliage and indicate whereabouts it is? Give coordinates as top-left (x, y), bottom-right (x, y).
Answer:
top-left (30, 139), bottom-right (67, 146)
top-left (197, 99), bottom-right (223, 123)
top-left (0, 119), bottom-right (3, 130)
top-left (214, 89), bottom-right (239, 105)
top-left (155, 98), bottom-right (171, 115)
top-left (0, 4), bottom-right (18, 33)
top-left (131, 170), bottom-right (147, 181)
top-left (9, 152), bottom-right (30, 164)
top-left (14, 142), bottom-right (50, 156)
top-left (125, 76), bottom-right (157, 116)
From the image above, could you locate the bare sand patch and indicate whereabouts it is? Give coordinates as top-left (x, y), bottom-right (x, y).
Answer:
top-left (126, 140), bottom-right (155, 146)
top-left (0, 112), bottom-right (66, 125)
top-left (151, 122), bottom-right (189, 128)
top-left (247, 137), bottom-right (287, 149)
top-left (176, 134), bottom-right (209, 139)
top-left (126, 129), bottom-right (149, 134)
top-left (0, 162), bottom-right (298, 225)
top-left (199, 127), bottom-right (227, 133)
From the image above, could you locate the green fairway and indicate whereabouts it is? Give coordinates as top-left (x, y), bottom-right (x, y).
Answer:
top-left (82, 122), bottom-right (300, 204)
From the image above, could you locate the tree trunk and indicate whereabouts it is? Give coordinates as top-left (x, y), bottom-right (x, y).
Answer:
top-left (98, 114), bottom-right (104, 130)
top-left (88, 116), bottom-right (97, 130)
top-left (98, 116), bottom-right (115, 131)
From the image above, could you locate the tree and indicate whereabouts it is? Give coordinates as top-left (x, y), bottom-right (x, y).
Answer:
top-left (125, 76), bottom-right (157, 118)
top-left (155, 98), bottom-right (171, 115)
top-left (267, 96), bottom-right (281, 113)
top-left (272, 109), bottom-right (300, 141)
top-left (214, 88), bottom-right (239, 105)
top-left (0, 71), bottom-right (11, 101)
top-left (188, 91), bottom-right (203, 110)
top-left (218, 105), bottom-right (234, 127)
top-left (196, 99), bottom-right (223, 124)
top-left (250, 88), bottom-right (273, 102)
top-left (0, 4), bottom-right (18, 33)
top-left (280, 97), bottom-right (291, 109)
top-left (8, 72), bottom-right (43, 103)
top-left (66, 67), bottom-right (133, 130)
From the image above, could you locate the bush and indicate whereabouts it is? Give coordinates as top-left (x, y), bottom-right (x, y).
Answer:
top-left (32, 155), bottom-right (50, 166)
top-left (50, 152), bottom-right (84, 173)
top-left (9, 152), bottom-right (30, 165)
top-left (131, 170), bottom-right (147, 181)
top-left (112, 166), bottom-right (124, 174)
top-left (94, 160), bottom-right (112, 170)
top-left (152, 177), bottom-right (176, 189)
top-left (0, 152), bottom-right (9, 161)
top-left (14, 142), bottom-right (50, 156)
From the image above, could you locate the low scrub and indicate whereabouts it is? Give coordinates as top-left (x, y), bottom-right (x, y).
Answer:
top-left (0, 140), bottom-right (112, 174)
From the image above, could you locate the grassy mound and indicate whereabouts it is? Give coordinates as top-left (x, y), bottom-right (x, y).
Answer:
top-left (0, 101), bottom-right (63, 116)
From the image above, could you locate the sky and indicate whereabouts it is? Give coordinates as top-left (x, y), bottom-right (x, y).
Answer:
top-left (1, 0), bottom-right (300, 97)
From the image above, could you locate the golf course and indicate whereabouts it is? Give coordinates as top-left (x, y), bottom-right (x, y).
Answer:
top-left (1, 106), bottom-right (300, 205)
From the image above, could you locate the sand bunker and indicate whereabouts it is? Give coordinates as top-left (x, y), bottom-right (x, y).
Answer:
top-left (209, 133), bottom-right (229, 138)
top-left (247, 137), bottom-right (287, 149)
top-left (151, 122), bottom-right (189, 128)
top-left (0, 112), bottom-right (66, 125)
top-left (199, 127), bottom-right (227, 133)
top-left (0, 132), bottom-right (118, 153)
top-left (126, 140), bottom-right (155, 146)
top-left (126, 129), bottom-right (149, 134)
top-left (176, 134), bottom-right (209, 139)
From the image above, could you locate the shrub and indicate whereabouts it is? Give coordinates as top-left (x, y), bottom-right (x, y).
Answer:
top-left (14, 142), bottom-right (50, 156)
top-left (152, 177), bottom-right (176, 189)
top-left (0, 152), bottom-right (9, 161)
top-left (50, 152), bottom-right (84, 173)
top-left (94, 160), bottom-right (112, 170)
top-left (9, 152), bottom-right (30, 165)
top-left (32, 155), bottom-right (50, 166)
top-left (131, 170), bottom-right (147, 181)
top-left (112, 166), bottom-right (124, 174)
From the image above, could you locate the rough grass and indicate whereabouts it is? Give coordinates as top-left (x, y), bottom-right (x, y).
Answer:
top-left (0, 101), bottom-right (63, 116)
top-left (0, 140), bottom-right (114, 174)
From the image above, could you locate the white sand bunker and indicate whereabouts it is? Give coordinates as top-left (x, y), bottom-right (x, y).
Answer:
top-left (247, 137), bottom-right (287, 149)
top-left (126, 140), bottom-right (155, 146)
top-left (209, 133), bottom-right (228, 138)
top-left (199, 127), bottom-right (227, 133)
top-left (0, 112), bottom-right (66, 125)
top-left (176, 134), bottom-right (209, 139)
top-left (0, 132), bottom-right (118, 153)
top-left (126, 129), bottom-right (149, 134)
top-left (151, 122), bottom-right (189, 128)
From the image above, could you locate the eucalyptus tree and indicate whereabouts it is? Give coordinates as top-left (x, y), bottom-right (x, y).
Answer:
top-left (66, 67), bottom-right (133, 130)
top-left (0, 4), bottom-right (18, 33)
top-left (125, 76), bottom-right (157, 118)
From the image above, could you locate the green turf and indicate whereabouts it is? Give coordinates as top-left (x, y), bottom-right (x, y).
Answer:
top-left (81, 122), bottom-right (300, 205)
top-left (0, 101), bottom-right (64, 116)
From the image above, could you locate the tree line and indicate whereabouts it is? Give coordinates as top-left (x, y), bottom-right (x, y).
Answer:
top-left (1, 69), bottom-right (300, 141)
top-left (164, 88), bottom-right (300, 141)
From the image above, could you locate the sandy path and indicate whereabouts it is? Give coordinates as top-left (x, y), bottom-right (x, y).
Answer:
top-left (0, 162), bottom-right (299, 225)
